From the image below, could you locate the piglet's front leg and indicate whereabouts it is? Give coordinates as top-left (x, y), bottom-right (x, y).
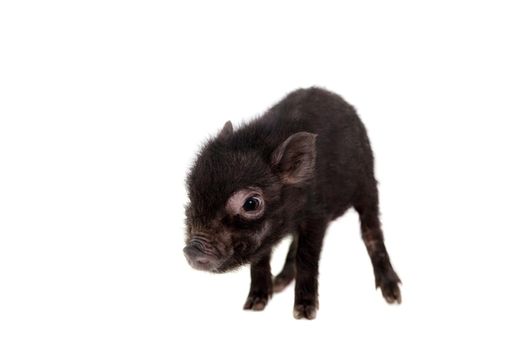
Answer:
top-left (293, 220), bottom-right (327, 320)
top-left (243, 254), bottom-right (273, 311)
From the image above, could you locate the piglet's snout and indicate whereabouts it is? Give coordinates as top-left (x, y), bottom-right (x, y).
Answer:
top-left (183, 239), bottom-right (220, 271)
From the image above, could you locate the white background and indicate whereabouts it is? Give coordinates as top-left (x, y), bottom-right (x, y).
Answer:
top-left (1, 1), bottom-right (524, 349)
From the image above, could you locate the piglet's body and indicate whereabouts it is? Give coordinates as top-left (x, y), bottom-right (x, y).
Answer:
top-left (184, 87), bottom-right (401, 319)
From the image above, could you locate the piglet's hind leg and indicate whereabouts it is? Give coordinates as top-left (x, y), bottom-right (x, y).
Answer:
top-left (273, 236), bottom-right (297, 293)
top-left (356, 190), bottom-right (402, 304)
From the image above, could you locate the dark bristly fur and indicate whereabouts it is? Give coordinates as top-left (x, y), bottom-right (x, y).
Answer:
top-left (184, 87), bottom-right (401, 320)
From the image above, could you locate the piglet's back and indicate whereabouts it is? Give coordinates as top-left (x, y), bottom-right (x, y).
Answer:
top-left (227, 87), bottom-right (375, 217)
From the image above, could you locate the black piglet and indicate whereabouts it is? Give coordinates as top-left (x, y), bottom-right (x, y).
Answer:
top-left (184, 87), bottom-right (401, 320)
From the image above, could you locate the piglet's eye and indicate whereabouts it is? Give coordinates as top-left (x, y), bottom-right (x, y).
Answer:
top-left (227, 188), bottom-right (265, 219)
top-left (242, 197), bottom-right (260, 212)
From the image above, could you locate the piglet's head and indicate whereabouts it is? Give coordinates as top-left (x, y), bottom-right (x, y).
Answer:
top-left (184, 121), bottom-right (317, 273)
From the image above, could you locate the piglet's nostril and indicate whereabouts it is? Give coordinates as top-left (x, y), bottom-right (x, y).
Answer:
top-left (183, 244), bottom-right (219, 271)
top-left (195, 256), bottom-right (210, 265)
top-left (183, 245), bottom-right (202, 260)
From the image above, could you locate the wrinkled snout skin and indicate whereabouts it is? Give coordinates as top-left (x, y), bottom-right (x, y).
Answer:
top-left (184, 87), bottom-right (402, 319)
top-left (183, 238), bottom-right (221, 272)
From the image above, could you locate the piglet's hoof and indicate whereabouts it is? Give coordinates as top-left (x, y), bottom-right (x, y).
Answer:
top-left (293, 302), bottom-right (318, 320)
top-left (380, 280), bottom-right (402, 304)
top-left (243, 293), bottom-right (270, 311)
top-left (377, 270), bottom-right (402, 304)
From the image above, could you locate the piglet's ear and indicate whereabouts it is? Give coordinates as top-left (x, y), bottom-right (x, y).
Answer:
top-left (218, 121), bottom-right (233, 139)
top-left (271, 132), bottom-right (317, 185)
